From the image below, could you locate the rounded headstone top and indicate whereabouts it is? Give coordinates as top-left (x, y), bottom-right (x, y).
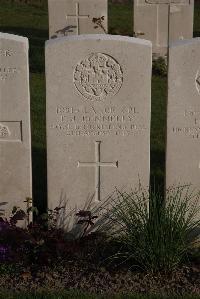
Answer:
top-left (45, 34), bottom-right (152, 48)
top-left (0, 32), bottom-right (28, 47)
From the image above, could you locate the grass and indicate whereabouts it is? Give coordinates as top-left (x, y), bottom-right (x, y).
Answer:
top-left (0, 292), bottom-right (199, 299)
top-left (151, 76), bottom-right (167, 188)
top-left (102, 185), bottom-right (200, 272)
top-left (30, 73), bottom-right (47, 211)
top-left (109, 2), bottom-right (133, 36)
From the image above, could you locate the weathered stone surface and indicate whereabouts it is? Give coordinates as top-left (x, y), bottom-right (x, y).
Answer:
top-left (0, 33), bottom-right (32, 224)
top-left (134, 0), bottom-right (194, 56)
top-left (46, 35), bottom-right (151, 228)
top-left (166, 38), bottom-right (200, 210)
top-left (48, 0), bottom-right (108, 39)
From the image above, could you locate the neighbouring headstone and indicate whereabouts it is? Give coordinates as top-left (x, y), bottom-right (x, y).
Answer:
top-left (46, 35), bottom-right (151, 229)
top-left (166, 38), bottom-right (200, 213)
top-left (134, 0), bottom-right (194, 56)
top-left (48, 0), bottom-right (108, 39)
top-left (0, 33), bottom-right (32, 224)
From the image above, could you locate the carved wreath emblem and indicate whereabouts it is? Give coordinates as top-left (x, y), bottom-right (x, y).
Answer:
top-left (0, 124), bottom-right (10, 138)
top-left (73, 53), bottom-right (123, 101)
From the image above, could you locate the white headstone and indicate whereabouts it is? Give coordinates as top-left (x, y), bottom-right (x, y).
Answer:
top-left (166, 38), bottom-right (200, 212)
top-left (48, 0), bottom-right (108, 39)
top-left (0, 33), bottom-right (32, 224)
top-left (46, 35), bottom-right (151, 227)
top-left (134, 0), bottom-right (194, 56)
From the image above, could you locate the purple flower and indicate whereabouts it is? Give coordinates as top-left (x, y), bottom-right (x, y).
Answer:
top-left (0, 245), bottom-right (10, 261)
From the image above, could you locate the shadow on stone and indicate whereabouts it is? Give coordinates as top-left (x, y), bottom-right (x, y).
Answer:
top-left (52, 25), bottom-right (77, 38)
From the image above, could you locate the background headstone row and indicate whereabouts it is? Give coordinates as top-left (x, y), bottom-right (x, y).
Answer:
top-left (48, 0), bottom-right (194, 57)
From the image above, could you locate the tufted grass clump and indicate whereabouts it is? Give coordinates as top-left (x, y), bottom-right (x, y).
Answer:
top-left (152, 57), bottom-right (167, 77)
top-left (106, 185), bottom-right (200, 273)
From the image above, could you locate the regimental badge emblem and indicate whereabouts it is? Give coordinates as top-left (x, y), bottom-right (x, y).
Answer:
top-left (196, 70), bottom-right (200, 94)
top-left (0, 124), bottom-right (10, 138)
top-left (73, 53), bottom-right (123, 101)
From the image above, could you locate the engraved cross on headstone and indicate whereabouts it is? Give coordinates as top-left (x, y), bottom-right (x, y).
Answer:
top-left (77, 141), bottom-right (118, 203)
top-left (66, 2), bottom-right (89, 35)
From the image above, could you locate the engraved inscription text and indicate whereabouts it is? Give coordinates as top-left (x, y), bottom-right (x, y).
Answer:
top-left (50, 105), bottom-right (146, 137)
top-left (0, 67), bottom-right (18, 81)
